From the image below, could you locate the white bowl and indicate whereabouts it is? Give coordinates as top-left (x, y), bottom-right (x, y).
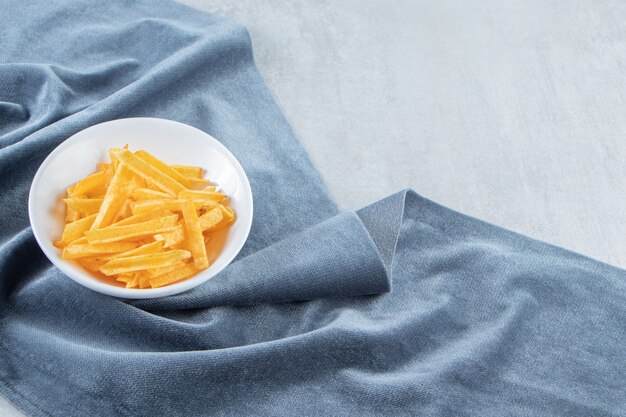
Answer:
top-left (28, 117), bottom-right (253, 299)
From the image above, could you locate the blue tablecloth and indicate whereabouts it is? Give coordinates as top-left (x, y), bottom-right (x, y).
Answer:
top-left (1, 1), bottom-right (624, 415)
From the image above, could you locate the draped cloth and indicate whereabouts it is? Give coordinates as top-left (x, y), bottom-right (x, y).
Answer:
top-left (1, 1), bottom-right (624, 415)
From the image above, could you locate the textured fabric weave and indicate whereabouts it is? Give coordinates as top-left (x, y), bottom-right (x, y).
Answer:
top-left (0, 1), bottom-right (624, 416)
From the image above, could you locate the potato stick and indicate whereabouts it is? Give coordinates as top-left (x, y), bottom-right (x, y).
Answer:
top-left (171, 164), bottom-right (203, 178)
top-left (204, 234), bottom-right (211, 245)
top-left (130, 199), bottom-right (206, 215)
top-left (116, 274), bottom-right (132, 283)
top-left (146, 259), bottom-right (187, 278)
top-left (99, 250), bottom-right (191, 276)
top-left (219, 204), bottom-right (236, 223)
top-left (62, 242), bottom-right (137, 259)
top-left (85, 184), bottom-right (108, 198)
top-left (182, 200), bottom-right (209, 270)
top-left (132, 188), bottom-right (173, 200)
top-left (55, 213), bottom-right (98, 247)
top-left (162, 225), bottom-right (185, 248)
top-left (108, 209), bottom-right (175, 227)
top-left (110, 148), bottom-right (122, 170)
top-left (199, 207), bottom-right (223, 232)
top-left (178, 190), bottom-right (227, 203)
top-left (68, 236), bottom-right (88, 246)
top-left (99, 241), bottom-right (164, 261)
top-left (116, 199), bottom-right (133, 221)
top-left (114, 148), bottom-right (185, 196)
top-left (90, 164), bottom-right (136, 230)
top-left (126, 274), bottom-right (140, 288)
top-left (186, 177), bottom-right (211, 190)
top-left (139, 273), bottom-right (151, 289)
top-left (63, 198), bottom-right (103, 215)
top-left (85, 215), bottom-right (178, 244)
top-left (65, 207), bottom-right (81, 223)
top-left (135, 150), bottom-right (192, 188)
top-left (97, 163), bottom-right (110, 172)
top-left (103, 163), bottom-right (116, 185)
top-left (67, 171), bottom-right (107, 197)
top-left (79, 258), bottom-right (108, 272)
top-left (150, 263), bottom-right (198, 288)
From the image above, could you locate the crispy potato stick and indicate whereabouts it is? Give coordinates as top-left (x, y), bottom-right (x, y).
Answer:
top-left (178, 190), bottom-right (227, 203)
top-left (114, 149), bottom-right (185, 196)
top-left (57, 146), bottom-right (237, 288)
top-left (79, 258), bottom-right (108, 272)
top-left (135, 150), bottom-right (192, 188)
top-left (116, 274), bottom-right (132, 283)
top-left (146, 259), bottom-right (186, 277)
top-left (67, 171), bottom-right (107, 197)
top-left (219, 204), bottom-right (236, 223)
top-left (126, 274), bottom-right (140, 288)
top-left (97, 163), bottom-right (110, 172)
top-left (63, 198), bottom-right (103, 215)
top-left (85, 184), bottom-right (108, 198)
top-left (65, 208), bottom-right (81, 223)
top-left (62, 242), bottom-right (137, 259)
top-left (139, 273), bottom-right (151, 289)
top-left (182, 201), bottom-right (209, 269)
top-left (130, 199), bottom-right (207, 215)
top-left (109, 209), bottom-right (174, 227)
top-left (99, 250), bottom-right (191, 276)
top-left (56, 213), bottom-right (98, 247)
top-left (171, 164), bottom-right (203, 178)
top-left (186, 177), bottom-right (212, 190)
top-left (199, 207), bottom-right (224, 232)
top-left (68, 236), bottom-right (88, 246)
top-left (91, 164), bottom-right (136, 230)
top-left (117, 199), bottom-right (133, 221)
top-left (162, 225), bottom-right (185, 248)
top-left (110, 148), bottom-right (122, 170)
top-left (100, 241), bottom-right (165, 261)
top-left (132, 188), bottom-right (174, 200)
top-left (150, 263), bottom-right (198, 288)
top-left (85, 215), bottom-right (178, 244)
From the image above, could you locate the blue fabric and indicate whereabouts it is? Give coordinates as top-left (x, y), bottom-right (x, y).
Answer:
top-left (1, 1), bottom-right (625, 416)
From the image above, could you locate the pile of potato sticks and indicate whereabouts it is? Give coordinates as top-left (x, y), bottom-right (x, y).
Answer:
top-left (54, 147), bottom-right (235, 288)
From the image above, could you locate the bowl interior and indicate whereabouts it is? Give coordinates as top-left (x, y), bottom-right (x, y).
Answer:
top-left (29, 118), bottom-right (253, 298)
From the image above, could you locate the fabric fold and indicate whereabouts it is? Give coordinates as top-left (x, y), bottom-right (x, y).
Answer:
top-left (133, 212), bottom-right (392, 310)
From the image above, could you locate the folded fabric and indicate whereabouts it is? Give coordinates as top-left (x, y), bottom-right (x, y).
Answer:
top-left (0, 1), bottom-right (624, 416)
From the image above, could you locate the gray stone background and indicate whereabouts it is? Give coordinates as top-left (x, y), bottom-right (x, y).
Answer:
top-left (2, 0), bottom-right (626, 415)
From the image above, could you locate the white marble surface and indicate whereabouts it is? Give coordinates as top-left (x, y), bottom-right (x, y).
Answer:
top-left (3, 1), bottom-right (626, 415)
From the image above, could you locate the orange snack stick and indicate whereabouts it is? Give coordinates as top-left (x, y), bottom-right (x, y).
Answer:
top-left (130, 199), bottom-right (207, 215)
top-left (132, 188), bottom-right (174, 200)
top-left (90, 164), bottom-right (136, 230)
top-left (199, 207), bottom-right (223, 232)
top-left (55, 213), bottom-right (98, 247)
top-left (178, 190), bottom-right (227, 203)
top-left (99, 250), bottom-right (191, 276)
top-left (114, 148), bottom-right (185, 196)
top-left (85, 215), bottom-right (178, 244)
top-left (135, 150), bottom-right (192, 189)
top-left (150, 263), bottom-right (198, 288)
top-left (181, 200), bottom-right (209, 270)
top-left (171, 164), bottom-right (203, 178)
top-left (61, 242), bottom-right (138, 259)
top-left (67, 171), bottom-right (107, 197)
top-left (63, 198), bottom-right (103, 215)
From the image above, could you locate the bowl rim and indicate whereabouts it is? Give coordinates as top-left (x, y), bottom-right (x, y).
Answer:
top-left (28, 117), bottom-right (253, 299)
